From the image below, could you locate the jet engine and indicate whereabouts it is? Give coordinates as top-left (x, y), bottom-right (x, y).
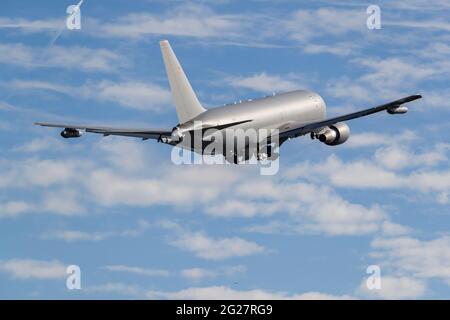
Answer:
top-left (317, 122), bottom-right (350, 146)
top-left (60, 128), bottom-right (82, 138)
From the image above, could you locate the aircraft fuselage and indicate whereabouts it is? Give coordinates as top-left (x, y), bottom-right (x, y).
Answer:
top-left (174, 90), bottom-right (326, 158)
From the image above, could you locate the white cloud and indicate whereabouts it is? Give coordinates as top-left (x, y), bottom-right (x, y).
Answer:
top-left (0, 43), bottom-right (34, 67)
top-left (210, 179), bottom-right (386, 236)
top-left (206, 199), bottom-right (261, 218)
top-left (0, 5), bottom-right (257, 44)
top-left (2, 132), bottom-right (444, 244)
top-left (180, 265), bottom-right (246, 281)
top-left (423, 90), bottom-right (450, 110)
top-left (223, 265), bottom-right (247, 276)
top-left (385, 0), bottom-right (450, 10)
top-left (416, 42), bottom-right (450, 62)
top-left (10, 79), bottom-right (171, 111)
top-left (41, 220), bottom-right (151, 242)
top-left (381, 221), bottom-right (412, 237)
top-left (85, 283), bottom-right (354, 300)
top-left (44, 46), bottom-right (128, 73)
top-left (0, 258), bottom-right (66, 280)
top-left (0, 201), bottom-right (33, 218)
top-left (86, 165), bottom-right (239, 208)
top-left (315, 157), bottom-right (401, 189)
top-left (385, 19), bottom-right (450, 32)
top-left (370, 235), bottom-right (450, 284)
top-left (303, 42), bottom-right (359, 57)
top-left (326, 56), bottom-right (445, 106)
top-left (2, 132), bottom-right (444, 248)
top-left (9, 80), bottom-right (73, 95)
top-left (343, 131), bottom-right (418, 149)
top-left (180, 268), bottom-right (217, 281)
top-left (227, 72), bottom-right (301, 93)
top-left (284, 144), bottom-right (450, 197)
top-left (92, 80), bottom-right (171, 111)
top-left (0, 158), bottom-right (87, 217)
top-left (170, 229), bottom-right (266, 260)
top-left (41, 189), bottom-right (85, 215)
top-left (436, 192), bottom-right (449, 205)
top-left (1, 137), bottom-right (393, 236)
top-left (41, 230), bottom-right (111, 242)
top-left (0, 43), bottom-right (127, 72)
top-left (358, 276), bottom-right (426, 299)
top-left (284, 8), bottom-right (366, 42)
top-left (0, 193), bottom-right (83, 219)
top-left (356, 57), bottom-right (436, 87)
top-left (85, 282), bottom-right (143, 297)
top-left (0, 17), bottom-right (62, 32)
top-left (374, 144), bottom-right (448, 170)
top-left (102, 265), bottom-right (170, 277)
top-left (307, 197), bottom-right (384, 235)
top-left (95, 4), bottom-right (251, 40)
top-left (0, 6), bottom-right (373, 46)
top-left (98, 138), bottom-right (149, 172)
top-left (0, 143), bottom-right (236, 218)
top-left (147, 286), bottom-right (354, 300)
top-left (0, 158), bottom-right (79, 188)
top-left (13, 137), bottom-right (67, 153)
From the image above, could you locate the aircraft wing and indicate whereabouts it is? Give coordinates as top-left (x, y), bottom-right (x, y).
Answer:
top-left (34, 122), bottom-right (173, 140)
top-left (279, 94), bottom-right (422, 139)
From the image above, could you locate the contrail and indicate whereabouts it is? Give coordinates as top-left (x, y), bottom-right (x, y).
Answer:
top-left (48, 23), bottom-right (66, 48)
top-left (2, 1), bottom-right (85, 101)
top-left (73, 0), bottom-right (84, 14)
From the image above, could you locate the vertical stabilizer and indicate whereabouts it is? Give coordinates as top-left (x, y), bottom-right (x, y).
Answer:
top-left (160, 40), bottom-right (205, 123)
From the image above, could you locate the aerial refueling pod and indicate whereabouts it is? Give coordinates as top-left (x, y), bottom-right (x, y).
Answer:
top-left (387, 105), bottom-right (408, 114)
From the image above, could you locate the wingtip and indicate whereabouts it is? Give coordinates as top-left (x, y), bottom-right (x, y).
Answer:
top-left (159, 39), bottom-right (169, 46)
top-left (405, 94), bottom-right (422, 102)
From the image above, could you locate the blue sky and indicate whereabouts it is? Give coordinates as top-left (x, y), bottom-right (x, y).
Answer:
top-left (1, 0), bottom-right (450, 299)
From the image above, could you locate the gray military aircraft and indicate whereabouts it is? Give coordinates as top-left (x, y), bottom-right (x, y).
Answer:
top-left (36, 40), bottom-right (422, 164)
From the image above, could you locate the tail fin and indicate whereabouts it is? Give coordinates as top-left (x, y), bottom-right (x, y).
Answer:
top-left (160, 40), bottom-right (206, 124)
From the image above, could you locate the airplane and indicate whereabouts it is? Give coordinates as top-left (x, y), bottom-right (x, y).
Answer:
top-left (36, 40), bottom-right (422, 164)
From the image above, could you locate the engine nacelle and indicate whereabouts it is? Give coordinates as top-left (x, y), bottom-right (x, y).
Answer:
top-left (318, 122), bottom-right (350, 146)
top-left (170, 127), bottom-right (183, 142)
top-left (61, 128), bottom-right (82, 139)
